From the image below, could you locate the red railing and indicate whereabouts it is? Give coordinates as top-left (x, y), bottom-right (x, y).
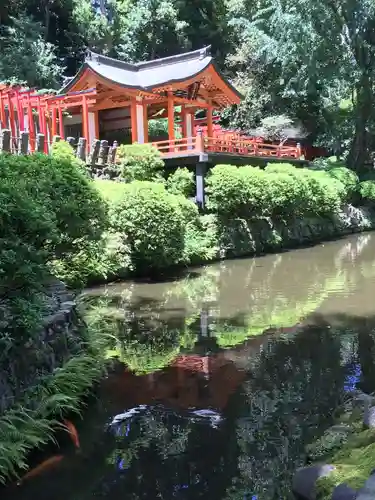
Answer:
top-left (151, 135), bottom-right (202, 155)
top-left (151, 134), bottom-right (302, 159)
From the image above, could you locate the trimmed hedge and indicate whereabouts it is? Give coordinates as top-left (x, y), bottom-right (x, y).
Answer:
top-left (116, 143), bottom-right (164, 182)
top-left (205, 163), bottom-right (346, 218)
top-left (108, 181), bottom-right (186, 273)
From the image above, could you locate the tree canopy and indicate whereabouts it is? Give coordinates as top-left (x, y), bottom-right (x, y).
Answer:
top-left (2, 0), bottom-right (375, 171)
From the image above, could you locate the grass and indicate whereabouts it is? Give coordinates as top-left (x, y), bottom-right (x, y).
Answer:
top-left (315, 410), bottom-right (375, 499)
top-left (93, 179), bottom-right (128, 203)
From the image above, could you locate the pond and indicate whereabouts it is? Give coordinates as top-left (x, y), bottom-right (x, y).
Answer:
top-left (6, 233), bottom-right (375, 500)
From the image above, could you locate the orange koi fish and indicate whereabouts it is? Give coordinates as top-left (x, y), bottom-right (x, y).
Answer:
top-left (17, 455), bottom-right (64, 485)
top-left (63, 419), bottom-right (80, 450)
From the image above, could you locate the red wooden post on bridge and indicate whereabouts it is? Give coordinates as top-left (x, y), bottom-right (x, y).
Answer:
top-left (58, 106), bottom-right (64, 139)
top-left (0, 89), bottom-right (6, 129)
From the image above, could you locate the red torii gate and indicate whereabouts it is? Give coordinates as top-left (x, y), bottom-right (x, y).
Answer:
top-left (0, 84), bottom-right (97, 153)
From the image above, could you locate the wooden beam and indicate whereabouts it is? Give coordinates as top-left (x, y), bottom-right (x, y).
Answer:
top-left (130, 98), bottom-right (138, 143)
top-left (90, 99), bottom-right (131, 112)
top-left (167, 91), bottom-right (175, 152)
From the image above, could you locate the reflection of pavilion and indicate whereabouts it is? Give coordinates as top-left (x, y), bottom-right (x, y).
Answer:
top-left (101, 329), bottom-right (274, 413)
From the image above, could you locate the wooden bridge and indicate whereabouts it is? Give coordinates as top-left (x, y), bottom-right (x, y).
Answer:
top-left (152, 133), bottom-right (302, 160)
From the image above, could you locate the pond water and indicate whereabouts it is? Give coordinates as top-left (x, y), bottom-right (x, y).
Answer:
top-left (7, 233), bottom-right (375, 500)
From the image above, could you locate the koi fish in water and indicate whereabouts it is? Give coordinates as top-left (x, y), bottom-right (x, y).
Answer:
top-left (17, 455), bottom-right (64, 485)
top-left (63, 419), bottom-right (80, 450)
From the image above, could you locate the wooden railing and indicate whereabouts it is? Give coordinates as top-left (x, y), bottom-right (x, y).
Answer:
top-left (151, 133), bottom-right (302, 159)
top-left (151, 136), bottom-right (202, 155)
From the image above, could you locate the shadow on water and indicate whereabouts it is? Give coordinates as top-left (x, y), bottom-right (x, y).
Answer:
top-left (5, 233), bottom-right (375, 500)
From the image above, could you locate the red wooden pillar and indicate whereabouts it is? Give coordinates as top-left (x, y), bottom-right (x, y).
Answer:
top-left (7, 93), bottom-right (16, 147)
top-left (167, 90), bottom-right (175, 152)
top-left (207, 103), bottom-right (213, 140)
top-left (15, 89), bottom-right (24, 131)
top-left (130, 98), bottom-right (138, 143)
top-left (43, 103), bottom-right (50, 153)
top-left (143, 102), bottom-right (148, 143)
top-left (94, 111), bottom-right (100, 140)
top-left (181, 105), bottom-right (187, 146)
top-left (58, 106), bottom-right (65, 139)
top-left (82, 95), bottom-right (90, 151)
top-left (27, 97), bottom-right (36, 152)
top-left (0, 91), bottom-right (6, 129)
top-left (37, 96), bottom-right (48, 151)
top-left (51, 107), bottom-right (57, 138)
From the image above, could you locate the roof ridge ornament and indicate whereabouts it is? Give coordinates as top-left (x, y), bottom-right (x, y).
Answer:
top-left (85, 50), bottom-right (100, 64)
top-left (200, 46), bottom-right (211, 60)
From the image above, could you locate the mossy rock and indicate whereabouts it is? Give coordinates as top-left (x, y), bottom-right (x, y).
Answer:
top-left (315, 420), bottom-right (375, 499)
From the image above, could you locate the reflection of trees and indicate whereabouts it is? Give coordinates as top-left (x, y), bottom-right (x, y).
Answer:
top-left (224, 326), bottom-right (348, 499)
top-left (79, 234), bottom-right (375, 377)
top-left (10, 317), bottom-right (375, 500)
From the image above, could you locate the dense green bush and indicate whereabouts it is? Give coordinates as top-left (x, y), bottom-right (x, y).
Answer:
top-left (50, 139), bottom-right (87, 174)
top-left (206, 163), bottom-right (344, 218)
top-left (358, 180), bottom-right (375, 204)
top-left (0, 153), bottom-right (107, 259)
top-left (0, 153), bottom-right (108, 350)
top-left (116, 143), bottom-right (165, 182)
top-left (166, 168), bottom-right (195, 197)
top-left (310, 156), bottom-right (359, 202)
top-left (109, 181), bottom-right (185, 273)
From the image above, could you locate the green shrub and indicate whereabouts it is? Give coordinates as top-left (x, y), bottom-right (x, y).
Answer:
top-left (50, 139), bottom-right (87, 174)
top-left (0, 153), bottom-right (108, 351)
top-left (310, 156), bottom-right (359, 202)
top-left (116, 143), bottom-right (165, 182)
top-left (358, 180), bottom-right (375, 204)
top-left (183, 213), bottom-right (219, 264)
top-left (0, 154), bottom-right (107, 258)
top-left (109, 181), bottom-right (185, 273)
top-left (206, 163), bottom-right (343, 218)
top-left (206, 165), bottom-right (267, 217)
top-left (166, 168), bottom-right (195, 197)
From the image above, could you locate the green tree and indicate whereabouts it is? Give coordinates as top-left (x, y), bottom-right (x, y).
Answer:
top-left (0, 13), bottom-right (62, 86)
top-left (226, 0), bottom-right (375, 172)
top-left (117, 0), bottom-right (189, 62)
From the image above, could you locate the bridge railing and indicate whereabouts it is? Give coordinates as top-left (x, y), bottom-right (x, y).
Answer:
top-left (151, 133), bottom-right (302, 159)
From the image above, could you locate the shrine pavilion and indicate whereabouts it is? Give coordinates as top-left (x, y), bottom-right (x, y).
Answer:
top-left (0, 46), bottom-right (304, 163)
top-left (60, 46), bottom-right (241, 151)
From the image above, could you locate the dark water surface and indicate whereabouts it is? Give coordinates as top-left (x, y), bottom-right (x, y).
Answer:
top-left (7, 233), bottom-right (375, 500)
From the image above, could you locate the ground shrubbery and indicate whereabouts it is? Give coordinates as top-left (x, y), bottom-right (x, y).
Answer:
top-left (165, 167), bottom-right (195, 197)
top-left (108, 181), bottom-right (187, 273)
top-left (0, 152), bottom-right (110, 483)
top-left (0, 152), bottom-right (108, 347)
top-left (116, 143), bottom-right (164, 182)
top-left (358, 180), bottom-right (375, 205)
top-left (311, 156), bottom-right (360, 203)
top-left (205, 163), bottom-right (345, 218)
top-left (90, 158), bottom-right (368, 281)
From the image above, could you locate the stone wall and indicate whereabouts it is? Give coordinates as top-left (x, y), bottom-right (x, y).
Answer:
top-left (217, 205), bottom-right (375, 260)
top-left (0, 279), bottom-right (85, 414)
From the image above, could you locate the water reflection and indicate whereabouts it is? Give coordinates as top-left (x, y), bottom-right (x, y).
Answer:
top-left (7, 233), bottom-right (375, 500)
top-left (83, 232), bottom-right (374, 374)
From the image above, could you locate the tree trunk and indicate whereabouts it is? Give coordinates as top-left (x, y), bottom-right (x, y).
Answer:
top-left (347, 74), bottom-right (373, 173)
